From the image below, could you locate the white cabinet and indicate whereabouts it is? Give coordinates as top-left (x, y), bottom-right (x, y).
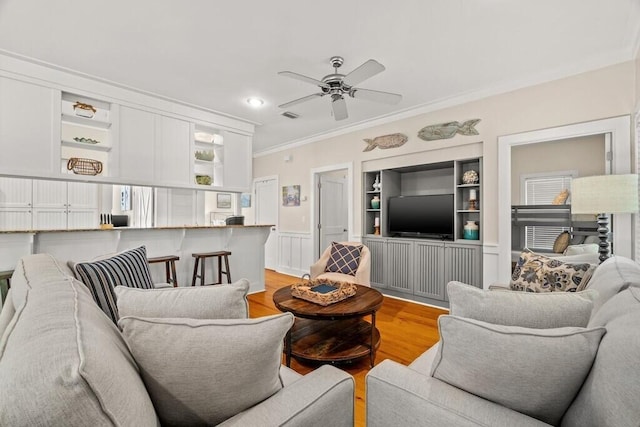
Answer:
top-left (0, 77), bottom-right (56, 176)
top-left (118, 106), bottom-right (156, 183)
top-left (0, 177), bottom-right (32, 207)
top-left (0, 208), bottom-right (32, 231)
top-left (155, 116), bottom-right (190, 186)
top-left (222, 131), bottom-right (252, 191)
top-left (32, 180), bottom-right (98, 229)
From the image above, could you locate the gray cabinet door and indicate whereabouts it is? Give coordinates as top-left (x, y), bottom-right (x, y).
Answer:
top-left (363, 237), bottom-right (386, 288)
top-left (414, 241), bottom-right (446, 300)
top-left (385, 239), bottom-right (414, 294)
top-left (444, 243), bottom-right (482, 299)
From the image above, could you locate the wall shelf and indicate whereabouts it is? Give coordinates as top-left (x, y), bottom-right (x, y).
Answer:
top-left (61, 139), bottom-right (111, 152)
top-left (61, 113), bottom-right (111, 129)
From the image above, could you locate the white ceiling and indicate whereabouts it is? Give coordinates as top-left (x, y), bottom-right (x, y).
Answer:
top-left (0, 1), bottom-right (639, 153)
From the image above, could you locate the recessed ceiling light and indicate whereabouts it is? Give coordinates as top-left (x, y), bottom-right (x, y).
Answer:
top-left (246, 97), bottom-right (264, 107)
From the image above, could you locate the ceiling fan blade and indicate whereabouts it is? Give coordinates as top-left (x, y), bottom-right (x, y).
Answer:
top-left (350, 88), bottom-right (402, 104)
top-left (278, 71), bottom-right (329, 89)
top-left (278, 93), bottom-right (325, 109)
top-left (332, 96), bottom-right (348, 121)
top-left (342, 59), bottom-right (385, 87)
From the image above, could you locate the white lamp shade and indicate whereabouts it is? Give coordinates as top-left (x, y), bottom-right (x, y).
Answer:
top-left (571, 174), bottom-right (639, 214)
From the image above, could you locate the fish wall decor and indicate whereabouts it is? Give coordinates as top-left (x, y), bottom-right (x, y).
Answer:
top-left (363, 133), bottom-right (408, 152)
top-left (417, 119), bottom-right (481, 141)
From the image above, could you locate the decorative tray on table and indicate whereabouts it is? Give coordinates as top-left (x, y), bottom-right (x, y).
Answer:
top-left (291, 279), bottom-right (357, 306)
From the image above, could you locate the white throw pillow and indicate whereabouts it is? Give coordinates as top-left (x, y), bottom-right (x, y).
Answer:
top-left (115, 279), bottom-right (250, 319)
top-left (447, 281), bottom-right (597, 328)
top-left (118, 313), bottom-right (293, 426)
top-left (430, 315), bottom-right (605, 425)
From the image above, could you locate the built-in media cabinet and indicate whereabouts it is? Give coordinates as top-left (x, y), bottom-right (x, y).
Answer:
top-left (362, 158), bottom-right (482, 308)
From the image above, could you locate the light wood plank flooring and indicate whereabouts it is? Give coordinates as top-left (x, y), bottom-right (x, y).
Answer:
top-left (248, 270), bottom-right (447, 427)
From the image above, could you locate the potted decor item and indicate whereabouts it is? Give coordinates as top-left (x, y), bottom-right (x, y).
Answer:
top-left (371, 195), bottom-right (380, 209)
top-left (463, 220), bottom-right (479, 240)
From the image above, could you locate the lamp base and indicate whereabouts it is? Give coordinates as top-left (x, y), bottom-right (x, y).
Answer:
top-left (597, 213), bottom-right (610, 264)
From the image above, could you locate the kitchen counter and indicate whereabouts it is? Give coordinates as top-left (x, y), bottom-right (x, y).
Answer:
top-left (0, 225), bottom-right (273, 294)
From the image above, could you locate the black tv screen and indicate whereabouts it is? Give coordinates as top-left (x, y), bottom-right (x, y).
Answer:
top-left (388, 194), bottom-right (454, 239)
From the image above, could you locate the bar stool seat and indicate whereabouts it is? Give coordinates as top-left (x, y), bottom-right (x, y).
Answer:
top-left (191, 251), bottom-right (232, 286)
top-left (147, 255), bottom-right (180, 287)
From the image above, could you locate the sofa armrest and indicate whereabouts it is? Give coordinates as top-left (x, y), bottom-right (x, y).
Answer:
top-left (366, 360), bottom-right (550, 427)
top-left (219, 365), bottom-right (354, 427)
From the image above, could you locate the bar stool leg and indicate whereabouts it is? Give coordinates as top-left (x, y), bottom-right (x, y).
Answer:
top-left (224, 254), bottom-right (231, 283)
top-left (191, 257), bottom-right (199, 286)
top-left (170, 260), bottom-right (178, 287)
top-left (200, 256), bottom-right (206, 287)
top-left (165, 262), bottom-right (171, 284)
top-left (217, 255), bottom-right (223, 284)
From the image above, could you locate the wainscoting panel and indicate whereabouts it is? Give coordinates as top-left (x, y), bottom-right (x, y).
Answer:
top-left (277, 232), bottom-right (313, 278)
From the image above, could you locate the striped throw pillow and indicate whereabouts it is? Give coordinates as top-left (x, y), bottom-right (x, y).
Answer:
top-left (74, 246), bottom-right (154, 323)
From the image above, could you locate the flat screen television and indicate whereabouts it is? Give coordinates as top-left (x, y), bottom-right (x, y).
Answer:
top-left (388, 194), bottom-right (454, 240)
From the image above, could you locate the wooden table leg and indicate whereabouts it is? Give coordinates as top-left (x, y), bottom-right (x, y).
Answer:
top-left (370, 312), bottom-right (377, 368)
top-left (285, 329), bottom-right (292, 367)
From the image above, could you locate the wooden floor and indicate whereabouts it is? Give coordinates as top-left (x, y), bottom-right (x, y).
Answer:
top-left (248, 270), bottom-right (447, 427)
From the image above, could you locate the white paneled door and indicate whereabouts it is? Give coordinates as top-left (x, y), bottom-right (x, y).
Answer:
top-left (319, 173), bottom-right (348, 254)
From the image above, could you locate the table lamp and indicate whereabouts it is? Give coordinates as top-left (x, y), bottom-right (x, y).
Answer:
top-left (571, 174), bottom-right (638, 263)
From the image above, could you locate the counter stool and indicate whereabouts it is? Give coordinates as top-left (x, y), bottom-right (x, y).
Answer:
top-left (0, 270), bottom-right (13, 304)
top-left (191, 251), bottom-right (232, 286)
top-left (147, 255), bottom-right (179, 287)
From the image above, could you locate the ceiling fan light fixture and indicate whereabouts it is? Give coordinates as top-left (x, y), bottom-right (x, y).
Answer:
top-left (246, 97), bottom-right (264, 107)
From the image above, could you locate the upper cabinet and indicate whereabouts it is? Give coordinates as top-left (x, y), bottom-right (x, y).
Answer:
top-left (0, 55), bottom-right (255, 192)
top-left (0, 77), bottom-right (57, 176)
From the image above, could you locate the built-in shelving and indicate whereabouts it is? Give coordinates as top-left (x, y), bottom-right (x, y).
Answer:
top-left (60, 92), bottom-right (112, 177)
top-left (192, 125), bottom-right (224, 187)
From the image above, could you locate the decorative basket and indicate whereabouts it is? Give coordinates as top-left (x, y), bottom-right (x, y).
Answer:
top-left (67, 158), bottom-right (103, 176)
top-left (291, 279), bottom-right (357, 306)
top-left (73, 101), bottom-right (97, 118)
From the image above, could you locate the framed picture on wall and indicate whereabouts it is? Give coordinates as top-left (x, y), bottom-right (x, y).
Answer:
top-left (282, 185), bottom-right (301, 207)
top-left (217, 193), bottom-right (232, 209)
top-left (241, 193), bottom-right (251, 208)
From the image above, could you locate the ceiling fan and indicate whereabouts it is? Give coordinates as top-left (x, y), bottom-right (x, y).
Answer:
top-left (278, 56), bottom-right (402, 121)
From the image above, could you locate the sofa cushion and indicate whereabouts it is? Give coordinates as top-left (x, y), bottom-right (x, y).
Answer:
top-left (562, 308), bottom-right (640, 427)
top-left (510, 250), bottom-right (594, 292)
top-left (431, 315), bottom-right (605, 425)
top-left (115, 278), bottom-right (250, 319)
top-left (325, 242), bottom-right (363, 276)
top-left (584, 256), bottom-right (640, 313)
top-left (448, 281), bottom-right (596, 328)
top-left (0, 272), bottom-right (157, 425)
top-left (118, 313), bottom-right (293, 426)
top-left (588, 286), bottom-right (640, 327)
top-left (74, 246), bottom-right (155, 323)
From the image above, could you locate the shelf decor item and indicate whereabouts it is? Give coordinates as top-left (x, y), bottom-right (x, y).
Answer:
top-left (67, 158), bottom-right (103, 176)
top-left (195, 150), bottom-right (214, 161)
top-left (468, 188), bottom-right (478, 210)
top-left (72, 101), bottom-right (97, 118)
top-left (291, 278), bottom-right (357, 306)
top-left (463, 221), bottom-right (479, 240)
top-left (372, 174), bottom-right (380, 191)
top-left (371, 195), bottom-right (380, 209)
top-left (462, 170), bottom-right (479, 184)
top-left (195, 174), bottom-right (212, 185)
top-left (73, 137), bottom-right (100, 145)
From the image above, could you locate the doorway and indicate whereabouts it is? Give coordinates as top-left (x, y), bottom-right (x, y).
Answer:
top-left (311, 163), bottom-right (353, 260)
top-left (255, 176), bottom-right (278, 270)
top-left (497, 116), bottom-right (632, 284)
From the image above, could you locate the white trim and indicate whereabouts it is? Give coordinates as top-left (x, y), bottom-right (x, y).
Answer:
top-left (381, 293), bottom-right (449, 312)
top-left (253, 55), bottom-right (633, 158)
top-left (497, 116), bottom-right (633, 284)
top-left (309, 163), bottom-right (354, 260)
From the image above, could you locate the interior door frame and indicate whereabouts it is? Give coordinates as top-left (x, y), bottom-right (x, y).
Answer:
top-left (497, 115), bottom-right (632, 284)
top-left (254, 175), bottom-right (279, 269)
top-left (310, 162), bottom-right (353, 260)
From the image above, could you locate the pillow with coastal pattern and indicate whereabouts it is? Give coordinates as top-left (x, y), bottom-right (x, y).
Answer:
top-left (510, 249), bottom-right (594, 292)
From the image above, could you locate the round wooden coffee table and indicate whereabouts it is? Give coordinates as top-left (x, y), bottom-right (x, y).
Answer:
top-left (273, 284), bottom-right (383, 368)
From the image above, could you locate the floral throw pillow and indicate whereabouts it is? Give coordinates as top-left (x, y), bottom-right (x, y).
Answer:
top-left (510, 250), bottom-right (594, 292)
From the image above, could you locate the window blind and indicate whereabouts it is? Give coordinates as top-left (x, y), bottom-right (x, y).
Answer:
top-left (524, 175), bottom-right (572, 251)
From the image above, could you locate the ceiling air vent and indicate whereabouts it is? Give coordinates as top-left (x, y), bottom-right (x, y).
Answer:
top-left (281, 111), bottom-right (299, 119)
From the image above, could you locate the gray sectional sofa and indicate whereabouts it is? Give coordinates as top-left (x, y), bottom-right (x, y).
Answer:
top-left (366, 255), bottom-right (640, 426)
top-left (0, 253), bottom-right (355, 426)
